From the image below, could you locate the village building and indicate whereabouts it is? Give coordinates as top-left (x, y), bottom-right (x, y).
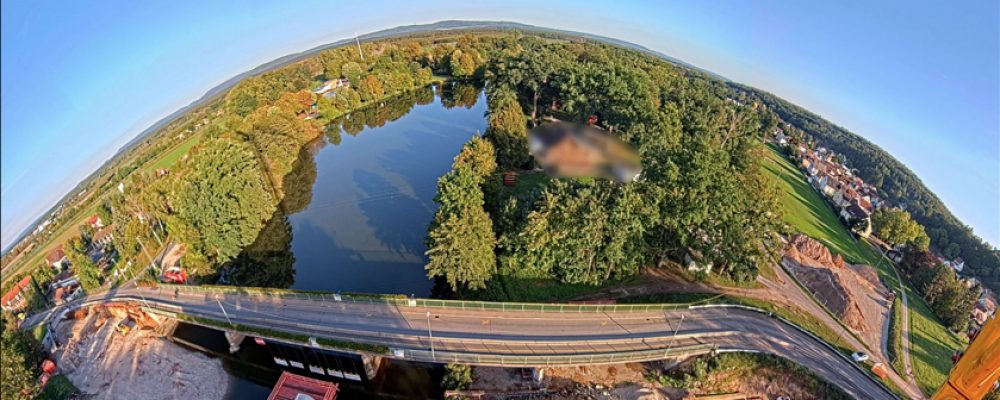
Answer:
top-left (86, 214), bottom-right (105, 229)
top-left (91, 224), bottom-right (115, 249)
top-left (529, 121), bottom-right (642, 183)
top-left (313, 78), bottom-right (350, 95)
top-left (1, 276), bottom-right (35, 312)
top-left (774, 129), bottom-right (788, 146)
top-left (46, 246), bottom-right (68, 270)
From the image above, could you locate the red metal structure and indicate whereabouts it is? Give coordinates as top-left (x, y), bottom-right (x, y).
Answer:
top-left (267, 371), bottom-right (339, 400)
top-left (162, 267), bottom-right (187, 284)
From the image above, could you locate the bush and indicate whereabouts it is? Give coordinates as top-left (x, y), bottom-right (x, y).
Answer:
top-left (442, 363), bottom-right (473, 391)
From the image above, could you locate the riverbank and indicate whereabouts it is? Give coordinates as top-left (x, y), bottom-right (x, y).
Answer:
top-left (52, 309), bottom-right (229, 399)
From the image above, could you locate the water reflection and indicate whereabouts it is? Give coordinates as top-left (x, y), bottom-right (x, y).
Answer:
top-left (225, 146), bottom-right (319, 288)
top-left (230, 84), bottom-right (487, 295)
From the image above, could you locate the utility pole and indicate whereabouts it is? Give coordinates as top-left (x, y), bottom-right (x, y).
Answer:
top-left (137, 237), bottom-right (157, 274)
top-left (125, 266), bottom-right (151, 310)
top-left (216, 296), bottom-right (234, 327)
top-left (426, 311), bottom-right (435, 361)
top-left (355, 33), bottom-right (365, 61)
top-left (664, 314), bottom-right (685, 359)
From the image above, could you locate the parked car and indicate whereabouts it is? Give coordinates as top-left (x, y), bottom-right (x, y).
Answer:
top-left (852, 351), bottom-right (870, 362)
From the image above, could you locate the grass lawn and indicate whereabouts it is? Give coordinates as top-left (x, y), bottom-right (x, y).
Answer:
top-left (761, 145), bottom-right (880, 266)
top-left (39, 374), bottom-right (79, 400)
top-left (146, 132), bottom-right (203, 172)
top-left (887, 297), bottom-right (905, 373)
top-left (908, 286), bottom-right (966, 395)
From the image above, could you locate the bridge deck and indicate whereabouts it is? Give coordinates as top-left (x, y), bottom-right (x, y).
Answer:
top-left (30, 285), bottom-right (897, 400)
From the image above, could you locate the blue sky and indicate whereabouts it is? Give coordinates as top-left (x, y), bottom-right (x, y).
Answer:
top-left (2, 0), bottom-right (998, 250)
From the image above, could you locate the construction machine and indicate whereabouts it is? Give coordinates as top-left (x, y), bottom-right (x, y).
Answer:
top-left (933, 315), bottom-right (1000, 399)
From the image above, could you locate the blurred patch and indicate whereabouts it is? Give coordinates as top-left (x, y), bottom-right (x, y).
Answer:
top-left (529, 121), bottom-right (641, 183)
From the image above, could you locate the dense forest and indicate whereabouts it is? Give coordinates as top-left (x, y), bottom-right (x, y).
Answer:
top-left (727, 83), bottom-right (999, 292)
top-left (426, 35), bottom-right (782, 294)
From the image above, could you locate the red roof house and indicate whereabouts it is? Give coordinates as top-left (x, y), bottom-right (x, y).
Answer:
top-left (1, 276), bottom-right (34, 312)
top-left (267, 371), bottom-right (338, 400)
top-left (46, 246), bottom-right (67, 268)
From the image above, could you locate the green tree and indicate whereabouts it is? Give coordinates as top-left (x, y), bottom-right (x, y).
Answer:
top-left (441, 363), bottom-right (473, 391)
top-left (168, 137), bottom-right (277, 276)
top-left (484, 87), bottom-right (529, 169)
top-left (452, 136), bottom-right (496, 181)
top-left (500, 180), bottom-right (652, 284)
top-left (357, 75), bottom-right (385, 102)
top-left (66, 236), bottom-right (102, 291)
top-left (425, 167), bottom-right (497, 291)
top-left (871, 209), bottom-right (929, 249)
top-left (449, 49), bottom-right (476, 78)
top-left (340, 62), bottom-right (364, 85)
top-left (1, 315), bottom-right (42, 400)
top-left (426, 137), bottom-right (500, 292)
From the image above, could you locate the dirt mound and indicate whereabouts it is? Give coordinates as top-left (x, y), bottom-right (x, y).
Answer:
top-left (784, 235), bottom-right (848, 270)
top-left (782, 235), bottom-right (890, 335)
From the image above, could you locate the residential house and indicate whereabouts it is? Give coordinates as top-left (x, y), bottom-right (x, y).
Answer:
top-left (52, 284), bottom-right (82, 306)
top-left (774, 129), bottom-right (788, 146)
top-left (46, 246), bottom-right (68, 270)
top-left (949, 258), bottom-right (966, 273)
top-left (87, 215), bottom-right (105, 229)
top-left (684, 251), bottom-right (713, 274)
top-left (971, 301), bottom-right (992, 326)
top-left (91, 225), bottom-right (115, 249)
top-left (529, 121), bottom-right (642, 183)
top-left (313, 78), bottom-right (351, 95)
top-left (1, 276), bottom-right (34, 312)
top-left (840, 202), bottom-right (872, 238)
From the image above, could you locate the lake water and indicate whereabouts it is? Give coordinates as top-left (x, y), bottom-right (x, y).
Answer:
top-left (217, 83), bottom-right (486, 398)
top-left (225, 83), bottom-right (487, 293)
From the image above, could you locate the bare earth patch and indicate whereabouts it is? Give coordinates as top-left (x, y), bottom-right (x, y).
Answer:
top-left (52, 309), bottom-right (229, 400)
top-left (782, 234), bottom-right (893, 359)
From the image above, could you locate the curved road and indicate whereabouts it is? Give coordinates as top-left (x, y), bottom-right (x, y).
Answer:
top-left (30, 285), bottom-right (896, 400)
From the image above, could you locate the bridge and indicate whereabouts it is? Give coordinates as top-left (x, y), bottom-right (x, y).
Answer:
top-left (30, 284), bottom-right (897, 400)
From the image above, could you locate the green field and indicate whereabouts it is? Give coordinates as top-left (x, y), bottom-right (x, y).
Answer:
top-left (146, 132), bottom-right (203, 172)
top-left (908, 285), bottom-right (966, 395)
top-left (761, 143), bottom-right (962, 394)
top-left (761, 145), bottom-right (882, 265)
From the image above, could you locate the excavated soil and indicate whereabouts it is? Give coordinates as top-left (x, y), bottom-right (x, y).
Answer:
top-left (52, 308), bottom-right (229, 399)
top-left (470, 364), bottom-right (668, 399)
top-left (782, 235), bottom-right (892, 348)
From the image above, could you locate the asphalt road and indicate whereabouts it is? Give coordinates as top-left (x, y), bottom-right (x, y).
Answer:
top-left (31, 286), bottom-right (897, 400)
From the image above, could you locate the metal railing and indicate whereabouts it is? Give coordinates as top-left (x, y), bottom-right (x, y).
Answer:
top-left (396, 343), bottom-right (719, 366)
top-left (152, 283), bottom-right (715, 313)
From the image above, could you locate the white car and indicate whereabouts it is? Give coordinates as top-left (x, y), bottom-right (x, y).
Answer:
top-left (851, 351), bottom-right (870, 362)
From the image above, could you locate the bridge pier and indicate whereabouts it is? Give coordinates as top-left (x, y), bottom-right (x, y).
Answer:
top-left (224, 331), bottom-right (245, 354)
top-left (362, 354), bottom-right (382, 380)
top-left (532, 368), bottom-right (545, 384)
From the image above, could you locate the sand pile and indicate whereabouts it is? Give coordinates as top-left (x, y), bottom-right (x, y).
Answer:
top-left (53, 308), bottom-right (229, 400)
top-left (782, 235), bottom-right (890, 334)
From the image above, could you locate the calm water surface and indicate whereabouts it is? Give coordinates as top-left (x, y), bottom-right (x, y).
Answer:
top-left (228, 83), bottom-right (487, 296)
top-left (218, 83), bottom-right (485, 398)
top-left (289, 86), bottom-right (486, 295)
